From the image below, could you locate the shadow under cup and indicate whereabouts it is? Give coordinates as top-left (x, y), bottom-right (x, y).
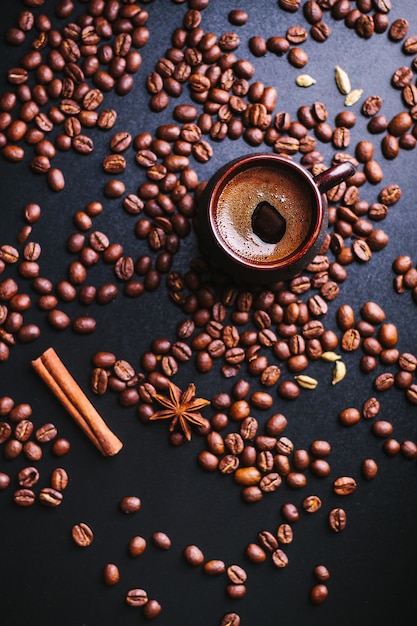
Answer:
top-left (197, 153), bottom-right (328, 284)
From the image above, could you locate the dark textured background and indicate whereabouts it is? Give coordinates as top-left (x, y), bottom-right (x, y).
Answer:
top-left (1, 1), bottom-right (417, 625)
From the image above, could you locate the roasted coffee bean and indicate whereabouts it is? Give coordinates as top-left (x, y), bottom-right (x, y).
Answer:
top-left (406, 385), bottom-right (417, 404)
top-left (72, 522), bottom-right (94, 547)
top-left (379, 184), bottom-right (402, 206)
top-left (336, 304), bottom-right (354, 330)
top-left (400, 441), bottom-right (417, 460)
top-left (388, 17), bottom-right (409, 41)
top-left (51, 467), bottom-right (69, 491)
top-left (328, 507), bottom-right (346, 532)
top-left (104, 179), bottom-right (125, 198)
top-left (203, 559), bottom-right (226, 576)
top-left (103, 563), bottom-right (120, 587)
top-left (313, 564), bottom-right (330, 582)
top-left (273, 453), bottom-right (290, 476)
top-left (275, 436), bottom-right (293, 456)
top-left (263, 414), bottom-right (286, 438)
top-left (392, 66), bottom-right (413, 90)
top-left (355, 13), bottom-right (375, 38)
top-left (198, 450), bottom-right (219, 471)
top-left (234, 466), bottom-right (261, 486)
top-left (362, 95), bottom-right (383, 117)
top-left (128, 535), bottom-right (147, 557)
top-left (220, 613), bottom-right (241, 626)
top-left (143, 599), bottom-right (162, 620)
top-left (286, 471), bottom-right (307, 489)
top-left (382, 438), bottom-right (401, 457)
top-left (267, 36), bottom-right (290, 56)
top-left (309, 439), bottom-right (331, 458)
top-left (18, 466), bottom-right (39, 488)
top-left (70, 316), bottom-right (95, 334)
top-left (371, 420), bottom-right (393, 438)
top-left (3, 145), bottom-right (25, 162)
top-left (279, 0), bottom-right (301, 11)
top-left (398, 352), bottom-right (417, 372)
top-left (355, 140), bottom-right (374, 163)
top-left (260, 472), bottom-right (282, 493)
top-left (388, 112), bottom-right (412, 137)
top-left (0, 472), bottom-right (10, 489)
top-left (126, 588), bottom-right (148, 607)
top-left (378, 323), bottom-right (398, 347)
top-left (246, 542), bottom-right (266, 564)
top-left (39, 487), bottom-right (63, 507)
top-left (290, 449), bottom-right (309, 472)
top-left (275, 524), bottom-right (292, 545)
top-left (302, 495), bottom-right (322, 513)
top-left (374, 372), bottom-right (395, 391)
top-left (0, 420), bottom-right (12, 443)
top-left (36, 422), bottom-right (58, 443)
top-left (227, 565), bottom-right (247, 585)
top-left (403, 35), bottom-right (417, 55)
top-left (228, 9), bottom-right (248, 25)
top-left (152, 531), bottom-right (171, 550)
top-left (272, 548), bottom-right (289, 568)
top-left (341, 328), bottom-right (360, 351)
top-left (362, 458), bottom-right (378, 480)
top-left (248, 36), bottom-right (267, 57)
top-left (22, 440), bottom-right (41, 461)
top-left (257, 450), bottom-right (274, 472)
top-left (47, 167), bottom-right (65, 191)
top-left (361, 397), bottom-right (380, 420)
top-left (257, 530), bottom-right (278, 552)
top-left (226, 583), bottom-right (247, 600)
top-left (183, 544), bottom-right (204, 566)
top-left (14, 488), bottom-right (35, 507)
top-left (103, 154), bottom-right (126, 174)
top-left (250, 391), bottom-right (273, 409)
top-left (333, 476), bottom-right (356, 495)
top-left (310, 584), bottom-right (328, 605)
top-left (119, 495), bottom-right (141, 514)
top-left (277, 381), bottom-right (300, 400)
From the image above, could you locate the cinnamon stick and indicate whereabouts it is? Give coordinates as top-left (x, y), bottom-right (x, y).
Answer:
top-left (32, 347), bottom-right (123, 456)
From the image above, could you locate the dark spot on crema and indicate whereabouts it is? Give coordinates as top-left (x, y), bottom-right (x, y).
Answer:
top-left (251, 201), bottom-right (286, 244)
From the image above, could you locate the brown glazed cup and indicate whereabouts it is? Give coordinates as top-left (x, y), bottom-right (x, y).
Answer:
top-left (197, 153), bottom-right (356, 284)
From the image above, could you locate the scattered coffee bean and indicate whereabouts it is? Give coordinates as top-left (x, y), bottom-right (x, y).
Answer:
top-left (72, 522), bottom-right (94, 547)
top-left (220, 613), bottom-right (240, 626)
top-left (328, 507), bottom-right (347, 532)
top-left (129, 535), bottom-right (147, 557)
top-left (333, 476), bottom-right (357, 495)
top-left (184, 544), bottom-right (204, 566)
top-left (119, 496), bottom-right (141, 514)
top-left (143, 599), bottom-right (162, 620)
top-left (14, 488), bottom-right (35, 507)
top-left (126, 588), bottom-right (148, 607)
top-left (203, 559), bottom-right (226, 576)
top-left (103, 563), bottom-right (120, 587)
top-left (309, 583), bottom-right (328, 605)
top-left (152, 531), bottom-right (171, 550)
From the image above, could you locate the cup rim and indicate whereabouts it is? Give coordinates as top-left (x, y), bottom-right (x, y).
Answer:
top-left (207, 152), bottom-right (325, 271)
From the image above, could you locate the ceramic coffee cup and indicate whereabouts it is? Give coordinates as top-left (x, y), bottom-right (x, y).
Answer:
top-left (197, 153), bottom-right (356, 284)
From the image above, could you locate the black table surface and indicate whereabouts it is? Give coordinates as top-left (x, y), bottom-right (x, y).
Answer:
top-left (1, 1), bottom-right (417, 625)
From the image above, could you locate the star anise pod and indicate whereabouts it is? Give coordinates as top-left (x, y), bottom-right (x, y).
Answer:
top-left (150, 381), bottom-right (210, 441)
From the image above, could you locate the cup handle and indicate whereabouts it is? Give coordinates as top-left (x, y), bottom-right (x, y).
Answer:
top-left (313, 161), bottom-right (356, 194)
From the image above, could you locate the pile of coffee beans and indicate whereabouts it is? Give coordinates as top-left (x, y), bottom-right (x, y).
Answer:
top-left (1, 0), bottom-right (416, 367)
top-left (392, 254), bottom-right (417, 302)
top-left (0, 394), bottom-right (70, 507)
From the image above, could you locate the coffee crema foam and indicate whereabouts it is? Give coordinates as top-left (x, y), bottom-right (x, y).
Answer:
top-left (216, 165), bottom-right (314, 263)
